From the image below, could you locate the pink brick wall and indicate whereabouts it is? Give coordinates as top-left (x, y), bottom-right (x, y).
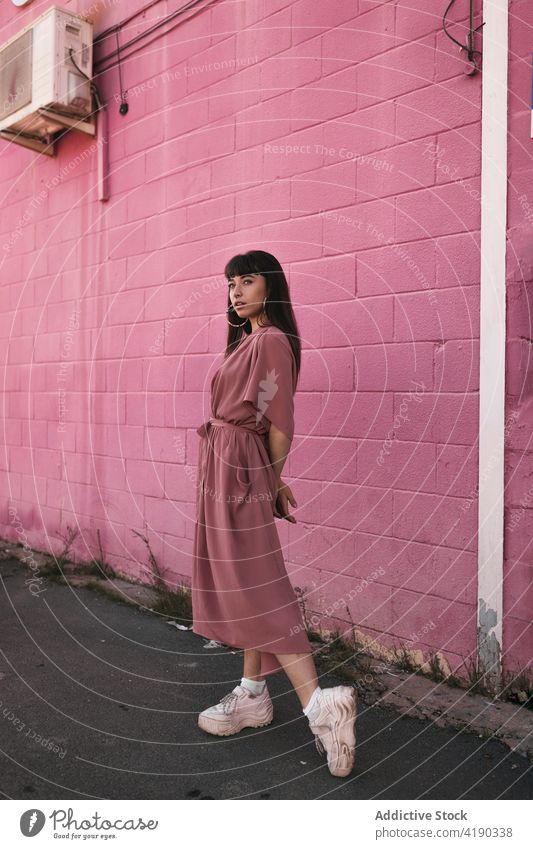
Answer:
top-left (0, 0), bottom-right (529, 681)
top-left (503, 0), bottom-right (533, 678)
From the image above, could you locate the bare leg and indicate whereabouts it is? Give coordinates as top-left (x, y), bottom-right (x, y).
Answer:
top-left (243, 648), bottom-right (263, 680)
top-left (274, 652), bottom-right (319, 708)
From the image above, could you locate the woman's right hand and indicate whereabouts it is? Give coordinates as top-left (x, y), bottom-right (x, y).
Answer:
top-left (273, 479), bottom-right (297, 523)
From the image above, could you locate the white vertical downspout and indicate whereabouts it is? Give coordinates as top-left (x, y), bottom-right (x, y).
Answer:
top-left (477, 0), bottom-right (508, 693)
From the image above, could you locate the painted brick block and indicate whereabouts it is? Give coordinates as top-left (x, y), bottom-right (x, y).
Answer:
top-left (391, 588), bottom-right (475, 655)
top-left (436, 231), bottom-right (480, 288)
top-left (396, 77), bottom-right (481, 142)
top-left (323, 198), bottom-right (395, 253)
top-left (434, 121), bottom-right (481, 185)
top-left (323, 100), bottom-right (395, 159)
top-left (505, 450), bottom-right (533, 508)
top-left (263, 125), bottom-right (325, 179)
top-left (357, 438), bottom-right (436, 493)
top-left (396, 0), bottom-right (443, 42)
top-left (435, 444), bottom-right (479, 498)
top-left (354, 531), bottom-right (477, 604)
top-left (159, 97), bottom-right (211, 152)
top-left (503, 560), bottom-right (533, 623)
top-left (260, 38), bottom-right (322, 100)
top-left (506, 339), bottom-right (533, 396)
top-left (126, 458), bottom-right (166, 498)
top-left (393, 489), bottom-right (478, 551)
top-left (105, 358), bottom-right (145, 394)
top-left (357, 238), bottom-right (436, 296)
top-left (394, 287), bottom-right (479, 341)
top-left (391, 392), bottom-right (479, 445)
top-left (357, 138), bottom-right (436, 201)
top-left (145, 494), bottom-right (187, 536)
top-left (291, 161), bottom-right (356, 217)
top-left (435, 340), bottom-right (479, 392)
top-left (322, 294), bottom-right (393, 346)
top-left (395, 182), bottom-right (480, 242)
top-left (299, 347), bottom-right (354, 390)
top-left (126, 392), bottom-right (165, 426)
top-left (208, 63), bottom-right (262, 121)
top-left (357, 35), bottom-right (436, 109)
top-left (317, 391), bottom-right (394, 438)
top-left (261, 213), bottom-right (324, 261)
top-left (292, 0), bottom-right (358, 46)
top-left (291, 66), bottom-right (358, 131)
top-left (289, 435), bottom-right (357, 484)
top-left (354, 341), bottom-right (434, 392)
top-left (321, 482), bottom-right (393, 534)
top-left (301, 564), bottom-right (394, 633)
top-left (210, 148), bottom-right (263, 197)
top-left (186, 194), bottom-right (235, 239)
top-left (236, 180), bottom-right (291, 224)
top-left (235, 7), bottom-right (292, 60)
top-left (321, 3), bottom-right (395, 69)
top-left (108, 222), bottom-right (146, 260)
top-left (185, 37), bottom-right (238, 95)
top-left (287, 522), bottom-right (356, 572)
top-left (290, 253), bottom-right (356, 300)
top-left (502, 616), bottom-right (533, 674)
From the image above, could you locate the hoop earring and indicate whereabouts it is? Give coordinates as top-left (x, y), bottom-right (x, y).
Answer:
top-left (257, 296), bottom-right (268, 327)
top-left (226, 305), bottom-right (245, 327)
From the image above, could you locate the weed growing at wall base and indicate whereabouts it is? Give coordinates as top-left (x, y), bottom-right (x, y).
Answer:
top-left (289, 565), bottom-right (386, 636)
top-left (8, 506), bottom-right (48, 596)
top-left (407, 620), bottom-right (436, 644)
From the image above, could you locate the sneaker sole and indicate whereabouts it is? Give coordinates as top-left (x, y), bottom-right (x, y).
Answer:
top-left (198, 711), bottom-right (274, 736)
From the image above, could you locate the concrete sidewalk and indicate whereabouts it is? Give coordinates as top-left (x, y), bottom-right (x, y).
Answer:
top-left (0, 556), bottom-right (531, 800)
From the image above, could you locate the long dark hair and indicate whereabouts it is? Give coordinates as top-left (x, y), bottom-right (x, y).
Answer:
top-left (223, 249), bottom-right (301, 380)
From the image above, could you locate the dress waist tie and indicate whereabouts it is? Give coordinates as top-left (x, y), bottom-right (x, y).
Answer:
top-left (196, 418), bottom-right (269, 493)
top-left (196, 417), bottom-right (262, 438)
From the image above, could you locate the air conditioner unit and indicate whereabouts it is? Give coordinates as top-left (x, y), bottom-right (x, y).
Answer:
top-left (0, 5), bottom-right (94, 155)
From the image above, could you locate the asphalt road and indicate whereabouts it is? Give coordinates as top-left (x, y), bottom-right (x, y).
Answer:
top-left (0, 558), bottom-right (531, 800)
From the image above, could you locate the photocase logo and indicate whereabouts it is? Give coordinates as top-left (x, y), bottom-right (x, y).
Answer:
top-left (20, 809), bottom-right (46, 836)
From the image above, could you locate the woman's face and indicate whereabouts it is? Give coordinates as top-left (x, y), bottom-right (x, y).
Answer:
top-left (227, 272), bottom-right (268, 322)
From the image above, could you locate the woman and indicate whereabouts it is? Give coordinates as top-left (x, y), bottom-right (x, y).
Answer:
top-left (191, 249), bottom-right (357, 778)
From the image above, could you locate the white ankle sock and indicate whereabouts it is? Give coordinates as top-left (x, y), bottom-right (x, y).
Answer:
top-left (302, 686), bottom-right (322, 722)
top-left (240, 676), bottom-right (266, 695)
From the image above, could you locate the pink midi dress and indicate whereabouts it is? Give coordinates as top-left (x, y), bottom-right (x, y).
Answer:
top-left (191, 324), bottom-right (312, 677)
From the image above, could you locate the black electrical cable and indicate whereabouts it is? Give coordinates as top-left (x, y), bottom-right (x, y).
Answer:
top-left (442, 0), bottom-right (485, 70)
top-left (68, 46), bottom-right (105, 116)
top-left (115, 30), bottom-right (128, 114)
top-left (93, 0), bottom-right (214, 73)
top-left (94, 0), bottom-right (167, 45)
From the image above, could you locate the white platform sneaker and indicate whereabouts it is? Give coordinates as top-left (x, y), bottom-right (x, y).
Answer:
top-left (198, 684), bottom-right (274, 736)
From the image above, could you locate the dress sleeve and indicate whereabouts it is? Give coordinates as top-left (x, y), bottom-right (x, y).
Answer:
top-left (242, 331), bottom-right (297, 441)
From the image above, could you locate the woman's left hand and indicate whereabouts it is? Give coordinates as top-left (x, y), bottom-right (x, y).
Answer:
top-left (273, 479), bottom-right (297, 523)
